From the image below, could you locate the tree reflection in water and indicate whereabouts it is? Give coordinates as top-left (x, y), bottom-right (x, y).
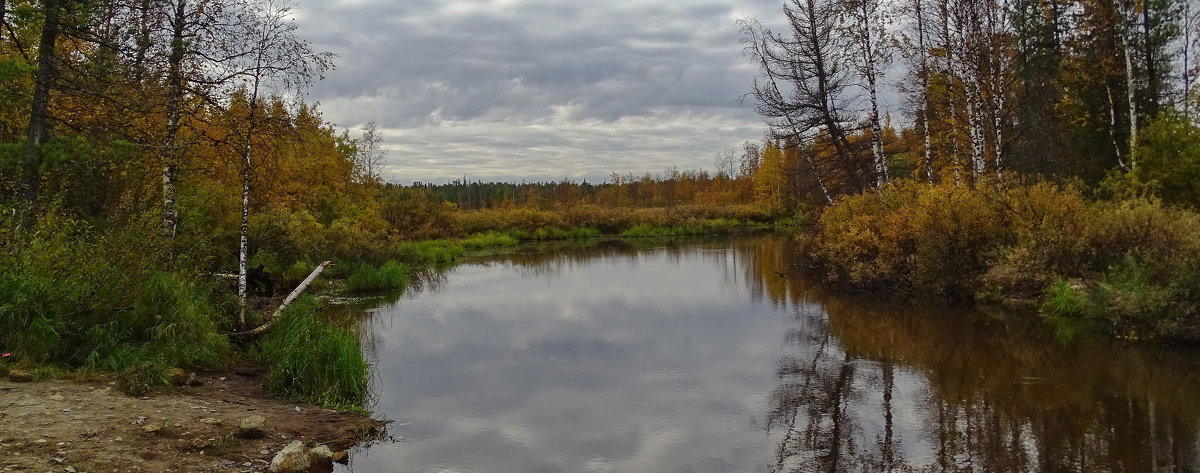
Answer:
top-left (752, 233), bottom-right (1200, 473)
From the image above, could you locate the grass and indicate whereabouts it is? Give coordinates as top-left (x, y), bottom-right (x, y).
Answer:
top-left (256, 295), bottom-right (369, 412)
top-left (461, 231), bottom-right (520, 249)
top-left (345, 260), bottom-right (411, 293)
top-left (395, 240), bottom-right (466, 265)
top-left (618, 219), bottom-right (766, 238)
top-left (1040, 279), bottom-right (1088, 319)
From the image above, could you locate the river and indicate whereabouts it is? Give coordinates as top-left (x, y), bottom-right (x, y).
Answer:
top-left (336, 235), bottom-right (1200, 473)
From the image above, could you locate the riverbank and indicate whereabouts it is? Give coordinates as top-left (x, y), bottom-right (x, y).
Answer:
top-left (0, 366), bottom-right (384, 473)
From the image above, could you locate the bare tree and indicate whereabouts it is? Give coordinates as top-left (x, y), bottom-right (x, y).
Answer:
top-left (741, 9), bottom-right (846, 203)
top-left (354, 121), bottom-right (387, 184)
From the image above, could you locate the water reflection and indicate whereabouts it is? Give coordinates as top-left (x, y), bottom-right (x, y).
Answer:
top-left (345, 235), bottom-right (1200, 473)
top-left (768, 269), bottom-right (1200, 472)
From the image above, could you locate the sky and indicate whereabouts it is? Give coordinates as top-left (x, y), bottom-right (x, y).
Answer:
top-left (292, 0), bottom-right (786, 184)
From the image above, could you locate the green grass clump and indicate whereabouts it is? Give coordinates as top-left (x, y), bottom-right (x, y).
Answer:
top-left (394, 240), bottom-right (465, 265)
top-left (461, 231), bottom-right (519, 249)
top-left (1040, 279), bottom-right (1088, 319)
top-left (345, 261), bottom-right (410, 293)
top-left (257, 295), bottom-right (369, 411)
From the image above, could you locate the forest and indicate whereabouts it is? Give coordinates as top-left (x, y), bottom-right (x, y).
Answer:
top-left (2, 0), bottom-right (1200, 408)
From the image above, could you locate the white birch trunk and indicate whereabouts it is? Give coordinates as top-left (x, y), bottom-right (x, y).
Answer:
top-left (238, 62), bottom-right (263, 330)
top-left (987, 0), bottom-right (1007, 178)
top-left (237, 141), bottom-right (251, 329)
top-left (1123, 21), bottom-right (1138, 169)
top-left (229, 261), bottom-right (331, 338)
top-left (966, 80), bottom-right (987, 179)
top-left (859, 0), bottom-right (889, 187)
top-left (916, 0), bottom-right (935, 183)
top-left (162, 0), bottom-right (186, 239)
top-left (1107, 85), bottom-right (1128, 169)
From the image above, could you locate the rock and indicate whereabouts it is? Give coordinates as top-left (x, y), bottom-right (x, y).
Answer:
top-left (331, 450), bottom-right (349, 465)
top-left (307, 445), bottom-right (333, 466)
top-left (142, 422), bottom-right (168, 435)
top-left (7, 370), bottom-right (33, 382)
top-left (237, 415), bottom-right (266, 439)
top-left (268, 441), bottom-right (310, 473)
top-left (165, 368), bottom-right (189, 386)
top-left (189, 437), bottom-right (214, 450)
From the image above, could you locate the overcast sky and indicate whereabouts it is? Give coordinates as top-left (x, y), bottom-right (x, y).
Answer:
top-left (292, 0), bottom-right (785, 184)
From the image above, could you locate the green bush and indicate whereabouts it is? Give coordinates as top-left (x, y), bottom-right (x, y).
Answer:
top-left (0, 213), bottom-right (230, 374)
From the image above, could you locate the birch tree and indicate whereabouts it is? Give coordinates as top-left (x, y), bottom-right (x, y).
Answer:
top-left (843, 0), bottom-right (893, 186)
top-left (224, 0), bottom-right (332, 328)
top-left (909, 0), bottom-right (936, 182)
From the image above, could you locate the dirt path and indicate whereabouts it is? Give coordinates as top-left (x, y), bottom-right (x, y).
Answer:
top-left (0, 368), bottom-right (384, 473)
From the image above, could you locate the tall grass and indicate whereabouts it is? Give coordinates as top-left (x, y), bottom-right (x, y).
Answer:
top-left (344, 260), bottom-right (410, 293)
top-left (257, 296), bottom-right (369, 411)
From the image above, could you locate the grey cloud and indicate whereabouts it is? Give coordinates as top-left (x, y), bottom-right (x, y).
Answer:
top-left (294, 0), bottom-right (783, 181)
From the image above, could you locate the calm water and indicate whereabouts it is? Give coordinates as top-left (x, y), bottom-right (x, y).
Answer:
top-left (341, 236), bottom-right (1200, 473)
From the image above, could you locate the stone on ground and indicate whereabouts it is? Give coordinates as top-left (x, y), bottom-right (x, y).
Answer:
top-left (237, 414), bottom-right (266, 439)
top-left (269, 440), bottom-right (310, 473)
top-left (308, 444), bottom-right (333, 466)
top-left (8, 370), bottom-right (33, 382)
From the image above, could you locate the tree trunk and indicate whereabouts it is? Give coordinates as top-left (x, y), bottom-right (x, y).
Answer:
top-left (1107, 85), bottom-right (1127, 169)
top-left (1185, 0), bottom-right (1192, 119)
top-left (916, 0), bottom-right (935, 183)
top-left (21, 0), bottom-right (64, 228)
top-left (1124, 21), bottom-right (1138, 169)
top-left (238, 71), bottom-right (263, 330)
top-left (966, 80), bottom-right (987, 179)
top-left (752, 31), bottom-right (835, 205)
top-left (863, 15), bottom-right (889, 187)
top-left (162, 0), bottom-right (187, 238)
top-left (229, 261), bottom-right (331, 339)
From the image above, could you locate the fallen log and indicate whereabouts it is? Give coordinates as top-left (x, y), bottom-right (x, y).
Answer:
top-left (227, 261), bottom-right (332, 339)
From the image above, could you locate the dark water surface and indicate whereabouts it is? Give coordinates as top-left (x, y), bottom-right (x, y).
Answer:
top-left (342, 236), bottom-right (1200, 473)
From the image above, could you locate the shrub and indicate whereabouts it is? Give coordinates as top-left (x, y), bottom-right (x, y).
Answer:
top-left (811, 178), bottom-right (1200, 341)
top-left (0, 213), bottom-right (230, 376)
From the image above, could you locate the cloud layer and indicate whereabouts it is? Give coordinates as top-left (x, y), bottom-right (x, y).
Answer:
top-left (294, 0), bottom-right (781, 183)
